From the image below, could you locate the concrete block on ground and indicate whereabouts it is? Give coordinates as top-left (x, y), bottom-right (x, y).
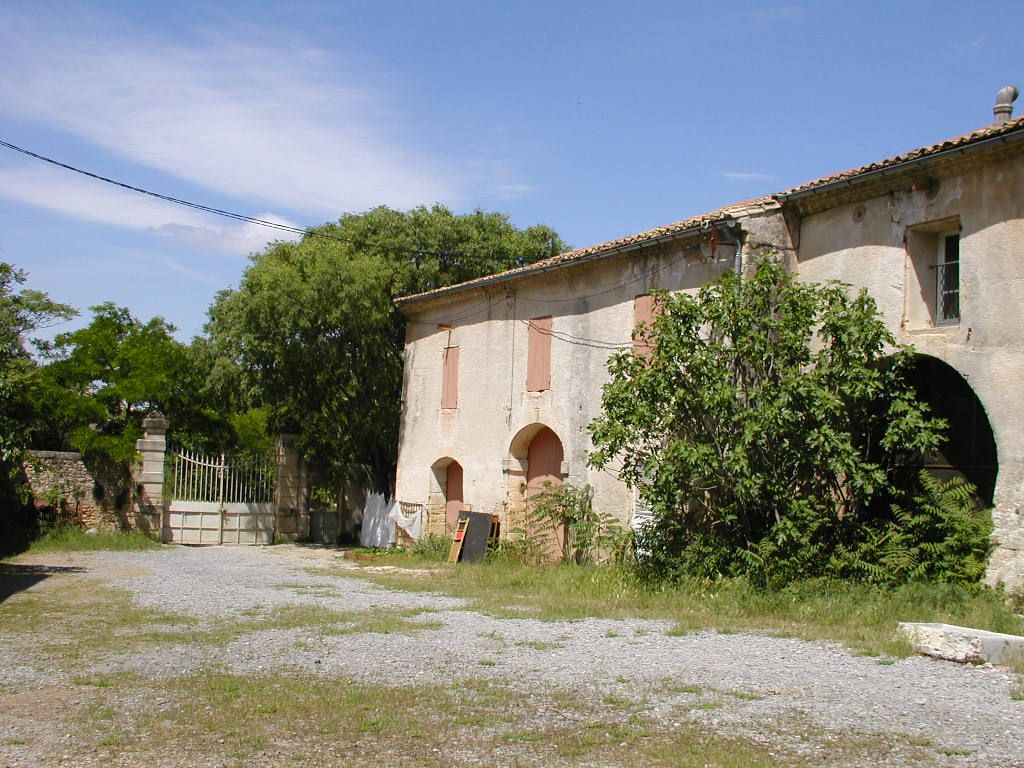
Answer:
top-left (898, 622), bottom-right (1024, 665)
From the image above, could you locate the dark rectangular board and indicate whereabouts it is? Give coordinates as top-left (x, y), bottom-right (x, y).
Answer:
top-left (457, 511), bottom-right (494, 563)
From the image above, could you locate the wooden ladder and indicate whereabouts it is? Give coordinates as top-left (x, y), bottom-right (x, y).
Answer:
top-left (447, 517), bottom-right (470, 563)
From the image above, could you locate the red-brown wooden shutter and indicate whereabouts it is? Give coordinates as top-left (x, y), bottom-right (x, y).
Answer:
top-left (633, 294), bottom-right (655, 356)
top-left (441, 346), bottom-right (459, 408)
top-left (526, 316), bottom-right (552, 392)
top-left (445, 461), bottom-right (464, 529)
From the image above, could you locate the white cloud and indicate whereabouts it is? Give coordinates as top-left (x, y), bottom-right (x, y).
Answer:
top-left (0, 10), bottom-right (459, 221)
top-left (157, 256), bottom-right (221, 286)
top-left (0, 163), bottom-right (300, 255)
top-left (155, 216), bottom-right (303, 256)
top-left (723, 171), bottom-right (777, 181)
top-left (493, 183), bottom-right (538, 199)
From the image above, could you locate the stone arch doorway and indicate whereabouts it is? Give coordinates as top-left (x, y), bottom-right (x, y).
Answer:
top-left (904, 355), bottom-right (998, 505)
top-left (505, 423), bottom-right (567, 557)
top-left (429, 457), bottom-right (464, 533)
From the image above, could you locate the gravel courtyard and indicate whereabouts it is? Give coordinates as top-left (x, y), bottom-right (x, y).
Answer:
top-left (1, 545), bottom-right (1021, 767)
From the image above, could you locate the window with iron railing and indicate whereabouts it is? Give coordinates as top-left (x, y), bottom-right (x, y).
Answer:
top-left (934, 233), bottom-right (960, 325)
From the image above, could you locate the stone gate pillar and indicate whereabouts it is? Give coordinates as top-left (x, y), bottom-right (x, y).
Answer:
top-left (275, 434), bottom-right (308, 542)
top-left (133, 411), bottom-right (167, 536)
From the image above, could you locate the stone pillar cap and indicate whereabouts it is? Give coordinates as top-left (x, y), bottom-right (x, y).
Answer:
top-left (142, 411), bottom-right (169, 431)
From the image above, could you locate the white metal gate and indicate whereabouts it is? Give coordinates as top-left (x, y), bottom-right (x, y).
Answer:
top-left (164, 450), bottom-right (276, 545)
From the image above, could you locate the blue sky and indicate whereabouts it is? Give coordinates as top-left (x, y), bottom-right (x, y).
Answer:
top-left (1, 1), bottom-right (1022, 341)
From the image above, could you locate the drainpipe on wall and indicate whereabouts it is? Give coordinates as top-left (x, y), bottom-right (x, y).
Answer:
top-left (720, 220), bottom-right (742, 274)
top-left (701, 219), bottom-right (742, 273)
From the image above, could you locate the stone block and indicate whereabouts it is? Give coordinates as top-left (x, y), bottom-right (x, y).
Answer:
top-left (898, 622), bottom-right (1024, 665)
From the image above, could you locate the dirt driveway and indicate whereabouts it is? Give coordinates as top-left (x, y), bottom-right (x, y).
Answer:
top-left (1, 545), bottom-right (1021, 767)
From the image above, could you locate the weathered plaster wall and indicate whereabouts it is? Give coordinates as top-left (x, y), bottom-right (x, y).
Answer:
top-left (396, 207), bottom-right (793, 537)
top-left (796, 152), bottom-right (1024, 587)
top-left (397, 149), bottom-right (1024, 587)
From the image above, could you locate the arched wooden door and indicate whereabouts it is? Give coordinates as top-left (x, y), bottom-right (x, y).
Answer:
top-left (526, 427), bottom-right (564, 559)
top-left (445, 461), bottom-right (464, 530)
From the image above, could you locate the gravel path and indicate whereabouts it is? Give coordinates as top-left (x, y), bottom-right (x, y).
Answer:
top-left (3, 545), bottom-right (1023, 766)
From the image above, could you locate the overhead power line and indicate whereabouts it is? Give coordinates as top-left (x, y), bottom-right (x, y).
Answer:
top-left (0, 138), bottom-right (337, 241)
top-left (0, 138), bottom-right (554, 264)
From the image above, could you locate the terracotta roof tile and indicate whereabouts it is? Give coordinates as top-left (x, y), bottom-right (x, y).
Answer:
top-left (780, 115), bottom-right (1024, 197)
top-left (398, 116), bottom-right (1024, 307)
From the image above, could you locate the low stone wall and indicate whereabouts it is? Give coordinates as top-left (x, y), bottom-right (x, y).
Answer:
top-left (22, 451), bottom-right (125, 532)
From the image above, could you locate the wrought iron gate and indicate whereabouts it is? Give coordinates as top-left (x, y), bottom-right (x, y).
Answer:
top-left (164, 450), bottom-right (276, 545)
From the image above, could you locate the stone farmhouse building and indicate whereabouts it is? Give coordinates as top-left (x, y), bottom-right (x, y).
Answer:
top-left (395, 93), bottom-right (1024, 587)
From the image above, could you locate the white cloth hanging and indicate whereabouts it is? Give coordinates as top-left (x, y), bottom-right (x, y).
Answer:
top-left (360, 492), bottom-right (395, 548)
top-left (387, 499), bottom-right (422, 541)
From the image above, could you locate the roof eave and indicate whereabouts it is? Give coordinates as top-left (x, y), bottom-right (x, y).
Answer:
top-left (780, 123), bottom-right (1024, 205)
top-left (395, 220), bottom-right (712, 310)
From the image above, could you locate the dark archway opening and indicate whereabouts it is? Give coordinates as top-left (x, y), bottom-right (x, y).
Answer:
top-left (903, 355), bottom-right (998, 505)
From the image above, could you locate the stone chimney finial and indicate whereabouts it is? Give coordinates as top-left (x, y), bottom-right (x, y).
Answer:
top-left (994, 85), bottom-right (1019, 125)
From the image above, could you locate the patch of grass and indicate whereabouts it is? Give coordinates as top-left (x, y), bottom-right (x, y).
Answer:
top-left (905, 735), bottom-right (935, 747)
top-left (602, 693), bottom-right (633, 709)
top-left (514, 638), bottom-right (565, 651)
top-left (478, 659), bottom-right (497, 667)
top-left (72, 675), bottom-right (117, 687)
top-left (347, 555), bottom-right (1024, 657)
top-left (83, 669), bottom-right (922, 768)
top-left (0, 576), bottom-right (196, 664)
top-left (1008, 654), bottom-right (1024, 701)
top-left (0, 568), bottom-right (441, 676)
top-left (692, 701), bottom-right (723, 711)
top-left (670, 684), bottom-right (703, 695)
top-left (211, 604), bottom-right (444, 642)
top-left (273, 582), bottom-right (342, 598)
top-left (27, 526), bottom-right (160, 552)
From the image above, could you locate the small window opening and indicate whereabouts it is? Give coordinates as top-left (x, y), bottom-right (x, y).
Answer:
top-left (934, 233), bottom-right (960, 324)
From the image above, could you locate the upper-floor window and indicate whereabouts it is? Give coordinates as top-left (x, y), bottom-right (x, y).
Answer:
top-left (526, 316), bottom-right (552, 392)
top-left (441, 345), bottom-right (459, 409)
top-left (935, 232), bottom-right (960, 325)
top-left (904, 217), bottom-right (960, 330)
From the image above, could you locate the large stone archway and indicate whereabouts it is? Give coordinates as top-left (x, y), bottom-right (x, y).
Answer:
top-left (904, 354), bottom-right (998, 505)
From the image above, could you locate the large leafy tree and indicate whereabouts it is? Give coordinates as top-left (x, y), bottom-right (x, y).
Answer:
top-left (589, 259), bottom-right (969, 585)
top-left (0, 262), bottom-right (75, 549)
top-left (0, 262), bottom-right (76, 467)
top-left (32, 303), bottom-right (234, 478)
top-left (206, 205), bottom-right (565, 489)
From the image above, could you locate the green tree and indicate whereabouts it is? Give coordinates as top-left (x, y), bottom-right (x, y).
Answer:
top-left (32, 303), bottom-right (234, 494)
top-left (206, 205), bottom-right (565, 489)
top-left (0, 262), bottom-right (75, 550)
top-left (588, 259), bottom-right (974, 585)
top-left (0, 262), bottom-right (75, 466)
